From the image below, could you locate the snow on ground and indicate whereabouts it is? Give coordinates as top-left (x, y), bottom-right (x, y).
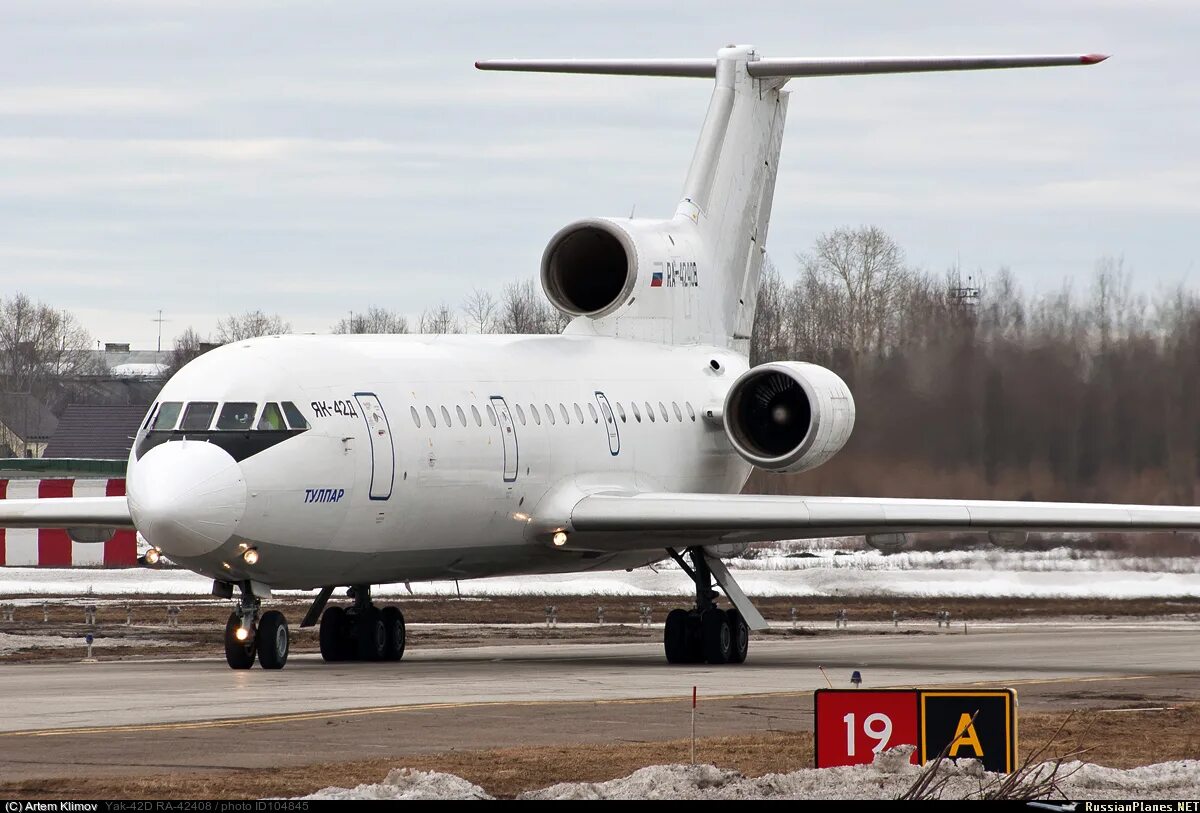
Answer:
top-left (4, 547), bottom-right (1200, 599)
top-left (0, 630), bottom-right (184, 655)
top-left (294, 750), bottom-right (1200, 800)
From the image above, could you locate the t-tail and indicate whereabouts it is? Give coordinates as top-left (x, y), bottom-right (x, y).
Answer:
top-left (478, 46), bottom-right (1107, 353)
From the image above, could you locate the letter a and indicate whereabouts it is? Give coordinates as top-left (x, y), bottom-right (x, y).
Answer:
top-left (948, 712), bottom-right (984, 758)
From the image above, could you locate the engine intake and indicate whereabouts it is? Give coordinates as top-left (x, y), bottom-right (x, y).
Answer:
top-left (541, 219), bottom-right (637, 318)
top-left (723, 361), bottom-right (855, 473)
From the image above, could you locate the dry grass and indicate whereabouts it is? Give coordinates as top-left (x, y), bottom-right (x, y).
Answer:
top-left (5, 705), bottom-right (1198, 800)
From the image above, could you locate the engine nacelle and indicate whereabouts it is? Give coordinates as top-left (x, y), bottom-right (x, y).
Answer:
top-left (722, 361), bottom-right (856, 473)
top-left (541, 217), bottom-right (699, 319)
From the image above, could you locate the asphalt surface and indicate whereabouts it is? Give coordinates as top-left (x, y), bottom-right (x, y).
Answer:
top-left (2, 623), bottom-right (1198, 782)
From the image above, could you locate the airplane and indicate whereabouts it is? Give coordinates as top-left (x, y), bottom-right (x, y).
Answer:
top-left (4, 45), bottom-right (1198, 671)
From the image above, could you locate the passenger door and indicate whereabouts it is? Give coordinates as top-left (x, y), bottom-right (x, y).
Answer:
top-left (490, 396), bottom-right (519, 482)
top-left (355, 392), bottom-right (394, 500)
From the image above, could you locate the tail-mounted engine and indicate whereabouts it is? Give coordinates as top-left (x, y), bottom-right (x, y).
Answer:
top-left (541, 217), bottom-right (700, 320)
top-left (722, 361), bottom-right (855, 473)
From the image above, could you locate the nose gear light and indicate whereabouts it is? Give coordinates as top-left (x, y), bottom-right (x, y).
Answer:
top-left (242, 547), bottom-right (260, 565)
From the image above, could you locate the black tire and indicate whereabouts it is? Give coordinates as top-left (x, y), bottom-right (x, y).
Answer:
top-left (257, 610), bottom-right (289, 670)
top-left (664, 609), bottom-right (690, 664)
top-left (726, 608), bottom-right (750, 664)
top-left (224, 611), bottom-right (256, 670)
top-left (685, 612), bottom-right (705, 663)
top-left (320, 606), bottom-right (348, 662)
top-left (701, 608), bottom-right (733, 665)
top-left (381, 606), bottom-right (406, 661)
top-left (355, 607), bottom-right (387, 661)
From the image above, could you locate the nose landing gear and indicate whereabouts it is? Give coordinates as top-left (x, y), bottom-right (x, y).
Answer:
top-left (223, 585), bottom-right (290, 670)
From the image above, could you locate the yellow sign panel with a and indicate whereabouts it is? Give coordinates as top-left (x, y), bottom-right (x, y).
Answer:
top-left (918, 690), bottom-right (1017, 773)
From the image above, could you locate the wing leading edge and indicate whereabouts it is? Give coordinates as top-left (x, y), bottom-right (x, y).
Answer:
top-left (565, 493), bottom-right (1200, 551)
top-left (0, 496), bottom-right (133, 529)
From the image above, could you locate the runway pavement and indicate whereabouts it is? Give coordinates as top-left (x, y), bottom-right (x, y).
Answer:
top-left (1, 624), bottom-right (1198, 782)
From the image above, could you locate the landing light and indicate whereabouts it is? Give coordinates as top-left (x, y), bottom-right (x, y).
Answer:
top-left (144, 548), bottom-right (161, 565)
top-left (242, 547), bottom-right (260, 565)
top-left (552, 531), bottom-right (568, 547)
top-left (234, 626), bottom-right (250, 642)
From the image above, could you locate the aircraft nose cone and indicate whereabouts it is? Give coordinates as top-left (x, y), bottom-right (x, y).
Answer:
top-left (127, 440), bottom-right (247, 558)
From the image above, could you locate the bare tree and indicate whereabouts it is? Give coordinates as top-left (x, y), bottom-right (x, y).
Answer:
top-left (164, 327), bottom-right (215, 377)
top-left (497, 278), bottom-right (563, 334)
top-left (461, 288), bottom-right (498, 334)
top-left (0, 293), bottom-right (95, 394)
top-left (418, 304), bottom-right (461, 334)
top-left (798, 226), bottom-right (910, 367)
top-left (215, 310), bottom-right (291, 343)
top-left (332, 307), bottom-right (409, 335)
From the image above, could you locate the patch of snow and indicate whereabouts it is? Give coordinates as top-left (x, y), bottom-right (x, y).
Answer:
top-left (296, 768), bottom-right (491, 800)
top-left (5, 545), bottom-right (1200, 600)
top-left (294, 752), bottom-right (1200, 800)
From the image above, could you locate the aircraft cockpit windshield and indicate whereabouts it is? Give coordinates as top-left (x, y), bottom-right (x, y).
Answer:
top-left (135, 399), bottom-right (311, 461)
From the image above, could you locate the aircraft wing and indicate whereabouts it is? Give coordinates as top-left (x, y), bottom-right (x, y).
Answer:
top-left (0, 496), bottom-right (133, 529)
top-left (565, 492), bottom-right (1200, 551)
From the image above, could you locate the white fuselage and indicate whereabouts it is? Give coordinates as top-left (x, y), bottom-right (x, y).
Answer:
top-left (127, 333), bottom-right (752, 589)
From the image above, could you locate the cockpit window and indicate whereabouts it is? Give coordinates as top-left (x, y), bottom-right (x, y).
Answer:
top-left (216, 402), bottom-right (257, 431)
top-left (151, 402), bottom-right (182, 431)
top-left (258, 402), bottom-right (286, 431)
top-left (180, 401), bottom-right (218, 431)
top-left (281, 401), bottom-right (310, 430)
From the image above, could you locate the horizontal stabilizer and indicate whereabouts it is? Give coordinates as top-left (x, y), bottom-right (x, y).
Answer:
top-left (475, 54), bottom-right (1107, 79)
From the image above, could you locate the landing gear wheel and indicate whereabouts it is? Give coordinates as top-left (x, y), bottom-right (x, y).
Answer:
top-left (685, 613), bottom-right (705, 663)
top-left (320, 606), bottom-right (348, 662)
top-left (381, 606), bottom-right (406, 661)
top-left (224, 611), bottom-right (256, 670)
top-left (701, 608), bottom-right (732, 665)
top-left (257, 610), bottom-right (289, 670)
top-left (355, 607), bottom-right (387, 661)
top-left (664, 609), bottom-right (690, 664)
top-left (726, 608), bottom-right (749, 664)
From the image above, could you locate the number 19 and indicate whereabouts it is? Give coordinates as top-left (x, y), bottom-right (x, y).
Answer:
top-left (843, 712), bottom-right (893, 756)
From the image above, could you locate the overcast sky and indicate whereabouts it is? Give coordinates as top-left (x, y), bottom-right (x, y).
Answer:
top-left (2, 1), bottom-right (1197, 349)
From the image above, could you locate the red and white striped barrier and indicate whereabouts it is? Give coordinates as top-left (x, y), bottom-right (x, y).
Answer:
top-left (0, 479), bottom-right (138, 567)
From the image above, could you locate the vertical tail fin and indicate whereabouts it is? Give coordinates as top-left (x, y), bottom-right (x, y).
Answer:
top-left (673, 46), bottom-right (787, 353)
top-left (478, 48), bottom-right (1106, 351)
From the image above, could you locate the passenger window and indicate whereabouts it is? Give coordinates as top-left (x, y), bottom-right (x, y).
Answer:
top-left (258, 402), bottom-right (286, 431)
top-left (282, 402), bottom-right (310, 430)
top-left (545, 404), bottom-right (555, 425)
top-left (180, 401), bottom-right (217, 431)
top-left (659, 401), bottom-right (669, 422)
top-left (471, 405), bottom-right (482, 426)
top-left (686, 401), bottom-right (696, 421)
top-left (151, 401), bottom-right (183, 430)
top-left (587, 403), bottom-right (598, 423)
top-left (530, 404), bottom-right (541, 425)
top-left (573, 403), bottom-right (584, 423)
top-left (615, 402), bottom-right (627, 422)
top-left (487, 405), bottom-right (497, 426)
top-left (645, 401), bottom-right (656, 422)
top-left (455, 405), bottom-right (467, 426)
top-left (673, 401), bottom-right (683, 422)
top-left (425, 406), bottom-right (437, 427)
top-left (440, 406), bottom-right (451, 426)
top-left (515, 404), bottom-right (526, 425)
top-left (410, 406), bottom-right (422, 428)
top-left (631, 402), bottom-right (641, 422)
top-left (216, 402), bottom-right (257, 431)
top-left (560, 403), bottom-right (570, 424)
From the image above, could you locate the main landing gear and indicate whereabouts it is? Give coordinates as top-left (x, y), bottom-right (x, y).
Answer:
top-left (316, 585), bottom-right (406, 663)
top-left (663, 547), bottom-right (750, 666)
top-left (223, 586), bottom-right (290, 670)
